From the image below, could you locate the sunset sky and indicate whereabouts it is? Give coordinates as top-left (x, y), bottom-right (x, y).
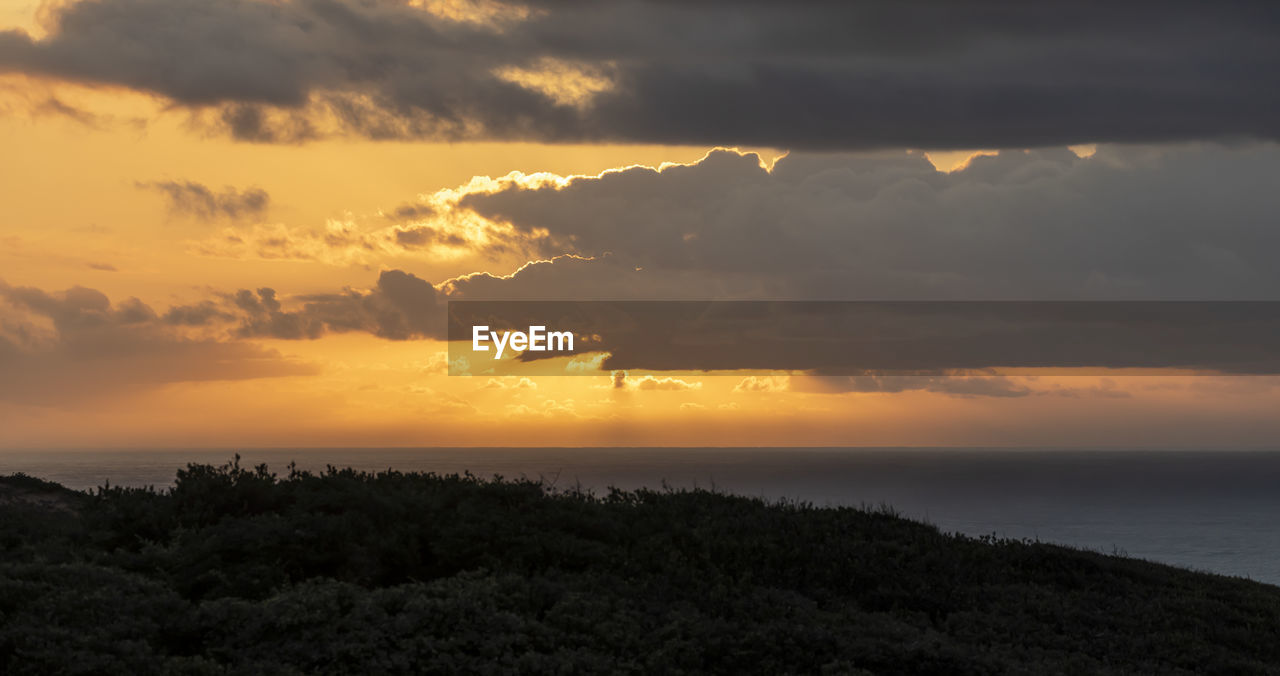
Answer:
top-left (2, 0), bottom-right (1279, 448)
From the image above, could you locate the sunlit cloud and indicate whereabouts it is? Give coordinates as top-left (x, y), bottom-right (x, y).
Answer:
top-left (407, 0), bottom-right (534, 30)
top-left (494, 57), bottom-right (616, 108)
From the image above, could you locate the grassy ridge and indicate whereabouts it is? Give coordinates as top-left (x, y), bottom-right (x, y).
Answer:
top-left (2, 458), bottom-right (1279, 675)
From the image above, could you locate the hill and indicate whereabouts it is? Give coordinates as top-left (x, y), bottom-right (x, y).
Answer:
top-left (2, 458), bottom-right (1279, 674)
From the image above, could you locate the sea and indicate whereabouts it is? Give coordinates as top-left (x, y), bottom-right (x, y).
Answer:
top-left (3, 447), bottom-right (1279, 586)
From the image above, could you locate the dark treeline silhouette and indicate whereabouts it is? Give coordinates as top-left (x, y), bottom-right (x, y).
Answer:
top-left (2, 457), bottom-right (1280, 674)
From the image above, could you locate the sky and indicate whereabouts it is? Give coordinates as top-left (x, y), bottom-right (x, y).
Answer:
top-left (1, 0), bottom-right (1279, 448)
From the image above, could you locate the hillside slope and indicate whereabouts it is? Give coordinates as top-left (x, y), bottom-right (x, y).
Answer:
top-left (2, 459), bottom-right (1279, 674)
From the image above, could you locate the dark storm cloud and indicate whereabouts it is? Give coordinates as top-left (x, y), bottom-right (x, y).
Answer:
top-left (193, 141), bottom-right (1280, 387)
top-left (456, 144), bottom-right (1280, 300)
top-left (162, 300), bottom-right (233, 326)
top-left (0, 283), bottom-right (154, 331)
top-left (0, 281), bottom-right (314, 404)
top-left (231, 269), bottom-right (445, 340)
top-left (2, 0), bottom-right (1277, 147)
top-left (139, 180), bottom-right (271, 221)
top-left (230, 288), bottom-right (326, 340)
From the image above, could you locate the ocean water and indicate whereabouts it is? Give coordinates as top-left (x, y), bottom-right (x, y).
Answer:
top-left (3, 448), bottom-right (1280, 586)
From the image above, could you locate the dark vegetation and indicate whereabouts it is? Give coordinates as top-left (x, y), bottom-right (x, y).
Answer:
top-left (3, 458), bottom-right (1280, 675)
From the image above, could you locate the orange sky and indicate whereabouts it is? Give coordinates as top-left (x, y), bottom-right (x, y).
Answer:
top-left (2, 2), bottom-right (1279, 449)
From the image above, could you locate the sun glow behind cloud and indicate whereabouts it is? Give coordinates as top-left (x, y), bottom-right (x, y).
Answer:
top-left (3, 0), bottom-right (1280, 448)
top-left (8, 131), bottom-right (1280, 446)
